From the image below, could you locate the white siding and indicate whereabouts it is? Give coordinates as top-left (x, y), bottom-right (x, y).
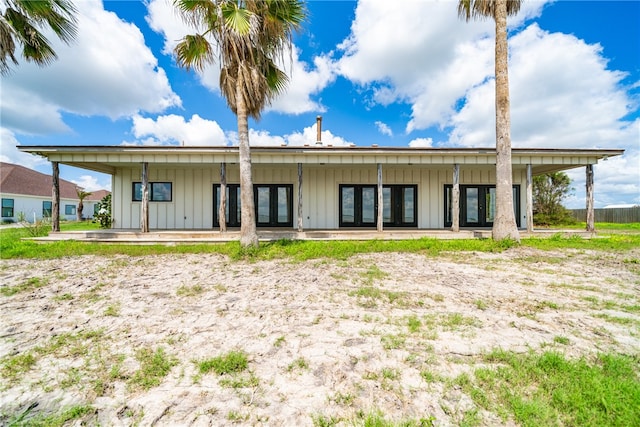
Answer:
top-left (112, 164), bottom-right (528, 230)
top-left (0, 193), bottom-right (77, 223)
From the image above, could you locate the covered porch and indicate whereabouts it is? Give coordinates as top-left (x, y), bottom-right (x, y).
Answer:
top-left (31, 227), bottom-right (595, 244)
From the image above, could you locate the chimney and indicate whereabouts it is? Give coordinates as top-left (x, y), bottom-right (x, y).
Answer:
top-left (316, 115), bottom-right (322, 145)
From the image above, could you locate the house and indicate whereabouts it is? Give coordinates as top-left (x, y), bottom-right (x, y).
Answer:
top-left (0, 162), bottom-right (109, 223)
top-left (17, 144), bottom-right (623, 233)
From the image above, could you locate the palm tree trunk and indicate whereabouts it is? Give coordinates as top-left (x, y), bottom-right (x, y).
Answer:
top-left (237, 74), bottom-right (259, 247)
top-left (492, 0), bottom-right (520, 242)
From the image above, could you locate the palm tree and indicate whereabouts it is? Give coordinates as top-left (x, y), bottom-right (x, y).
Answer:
top-left (173, 0), bottom-right (306, 247)
top-left (0, 0), bottom-right (78, 75)
top-left (75, 188), bottom-right (92, 221)
top-left (458, 0), bottom-right (521, 242)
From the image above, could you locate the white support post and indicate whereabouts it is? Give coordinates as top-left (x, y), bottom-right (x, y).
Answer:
top-left (219, 162), bottom-right (227, 232)
top-left (452, 164), bottom-right (460, 232)
top-left (526, 164), bottom-right (534, 233)
top-left (377, 163), bottom-right (383, 232)
top-left (141, 162), bottom-right (149, 233)
top-left (297, 163), bottom-right (303, 232)
top-left (586, 164), bottom-right (595, 233)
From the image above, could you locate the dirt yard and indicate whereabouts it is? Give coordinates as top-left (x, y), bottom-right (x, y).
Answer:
top-left (1, 246), bottom-right (639, 426)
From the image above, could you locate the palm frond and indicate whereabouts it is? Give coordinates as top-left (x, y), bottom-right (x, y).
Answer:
top-left (0, 17), bottom-right (18, 74)
top-left (174, 33), bottom-right (214, 72)
top-left (4, 7), bottom-right (57, 66)
top-left (221, 2), bottom-right (252, 36)
top-left (458, 0), bottom-right (522, 21)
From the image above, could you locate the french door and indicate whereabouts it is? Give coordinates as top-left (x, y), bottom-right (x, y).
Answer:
top-left (339, 185), bottom-right (417, 227)
top-left (214, 184), bottom-right (293, 228)
top-left (445, 185), bottom-right (520, 227)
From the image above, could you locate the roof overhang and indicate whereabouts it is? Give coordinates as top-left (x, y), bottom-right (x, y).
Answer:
top-left (17, 145), bottom-right (624, 176)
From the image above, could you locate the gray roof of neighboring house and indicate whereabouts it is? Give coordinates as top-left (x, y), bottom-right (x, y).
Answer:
top-left (1, 162), bottom-right (82, 199)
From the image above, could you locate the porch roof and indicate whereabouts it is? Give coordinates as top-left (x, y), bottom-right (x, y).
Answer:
top-left (18, 145), bottom-right (624, 176)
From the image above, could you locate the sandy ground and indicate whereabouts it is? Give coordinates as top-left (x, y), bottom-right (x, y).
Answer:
top-left (0, 246), bottom-right (639, 426)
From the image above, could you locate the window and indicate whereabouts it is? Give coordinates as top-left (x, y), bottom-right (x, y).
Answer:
top-left (339, 185), bottom-right (417, 227)
top-left (213, 184), bottom-right (293, 228)
top-left (444, 185), bottom-right (520, 227)
top-left (1, 198), bottom-right (14, 217)
top-left (43, 201), bottom-right (52, 218)
top-left (65, 205), bottom-right (76, 216)
top-left (132, 182), bottom-right (173, 202)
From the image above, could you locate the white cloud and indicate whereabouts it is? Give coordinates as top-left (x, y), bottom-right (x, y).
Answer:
top-left (129, 114), bottom-right (227, 146)
top-left (1, 0), bottom-right (180, 135)
top-left (375, 121), bottom-right (393, 137)
top-left (72, 174), bottom-right (111, 192)
top-left (286, 123), bottom-right (353, 147)
top-left (408, 137), bottom-right (434, 148)
top-left (0, 129), bottom-right (50, 169)
top-left (336, 0), bottom-right (547, 128)
top-left (450, 24), bottom-right (634, 150)
top-left (269, 47), bottom-right (335, 114)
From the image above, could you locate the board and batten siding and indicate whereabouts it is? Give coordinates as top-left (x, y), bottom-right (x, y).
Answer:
top-left (112, 164), bottom-right (527, 230)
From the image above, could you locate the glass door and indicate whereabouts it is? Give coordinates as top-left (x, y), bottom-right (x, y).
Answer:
top-left (463, 187), bottom-right (481, 226)
top-left (446, 185), bottom-right (520, 228)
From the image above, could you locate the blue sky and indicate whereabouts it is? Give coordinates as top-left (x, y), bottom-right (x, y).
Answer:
top-left (2, 0), bottom-right (638, 208)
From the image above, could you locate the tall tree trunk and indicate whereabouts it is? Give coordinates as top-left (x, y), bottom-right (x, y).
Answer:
top-left (237, 74), bottom-right (259, 247)
top-left (51, 162), bottom-right (60, 232)
top-left (77, 199), bottom-right (83, 221)
top-left (492, 0), bottom-right (520, 242)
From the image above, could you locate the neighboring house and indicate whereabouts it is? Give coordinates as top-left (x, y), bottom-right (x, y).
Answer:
top-left (0, 162), bottom-right (108, 223)
top-left (17, 145), bottom-right (623, 232)
top-left (84, 189), bottom-right (111, 218)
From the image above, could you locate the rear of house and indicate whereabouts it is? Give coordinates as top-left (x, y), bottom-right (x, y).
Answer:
top-left (16, 145), bottom-right (623, 232)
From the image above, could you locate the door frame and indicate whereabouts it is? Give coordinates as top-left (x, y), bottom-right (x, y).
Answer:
top-left (445, 184), bottom-right (520, 228)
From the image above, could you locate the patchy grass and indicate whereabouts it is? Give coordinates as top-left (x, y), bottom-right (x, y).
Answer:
top-left (197, 350), bottom-right (248, 375)
top-left (349, 285), bottom-right (406, 307)
top-left (0, 352), bottom-right (36, 386)
top-left (286, 357), bottom-right (310, 373)
top-left (129, 347), bottom-right (177, 391)
top-left (176, 283), bottom-right (205, 297)
top-left (103, 303), bottom-right (121, 317)
top-left (461, 349), bottom-right (640, 427)
top-left (1, 276), bottom-right (48, 296)
top-left (5, 404), bottom-right (94, 427)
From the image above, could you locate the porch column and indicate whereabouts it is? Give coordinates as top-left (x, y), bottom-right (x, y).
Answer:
top-left (452, 164), bottom-right (460, 232)
top-left (51, 161), bottom-right (60, 232)
top-left (526, 164), bottom-right (534, 232)
top-left (377, 163), bottom-right (383, 232)
top-left (586, 164), bottom-right (595, 232)
top-left (141, 162), bottom-right (149, 233)
top-left (297, 163), bottom-right (303, 232)
top-left (219, 162), bottom-right (227, 232)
